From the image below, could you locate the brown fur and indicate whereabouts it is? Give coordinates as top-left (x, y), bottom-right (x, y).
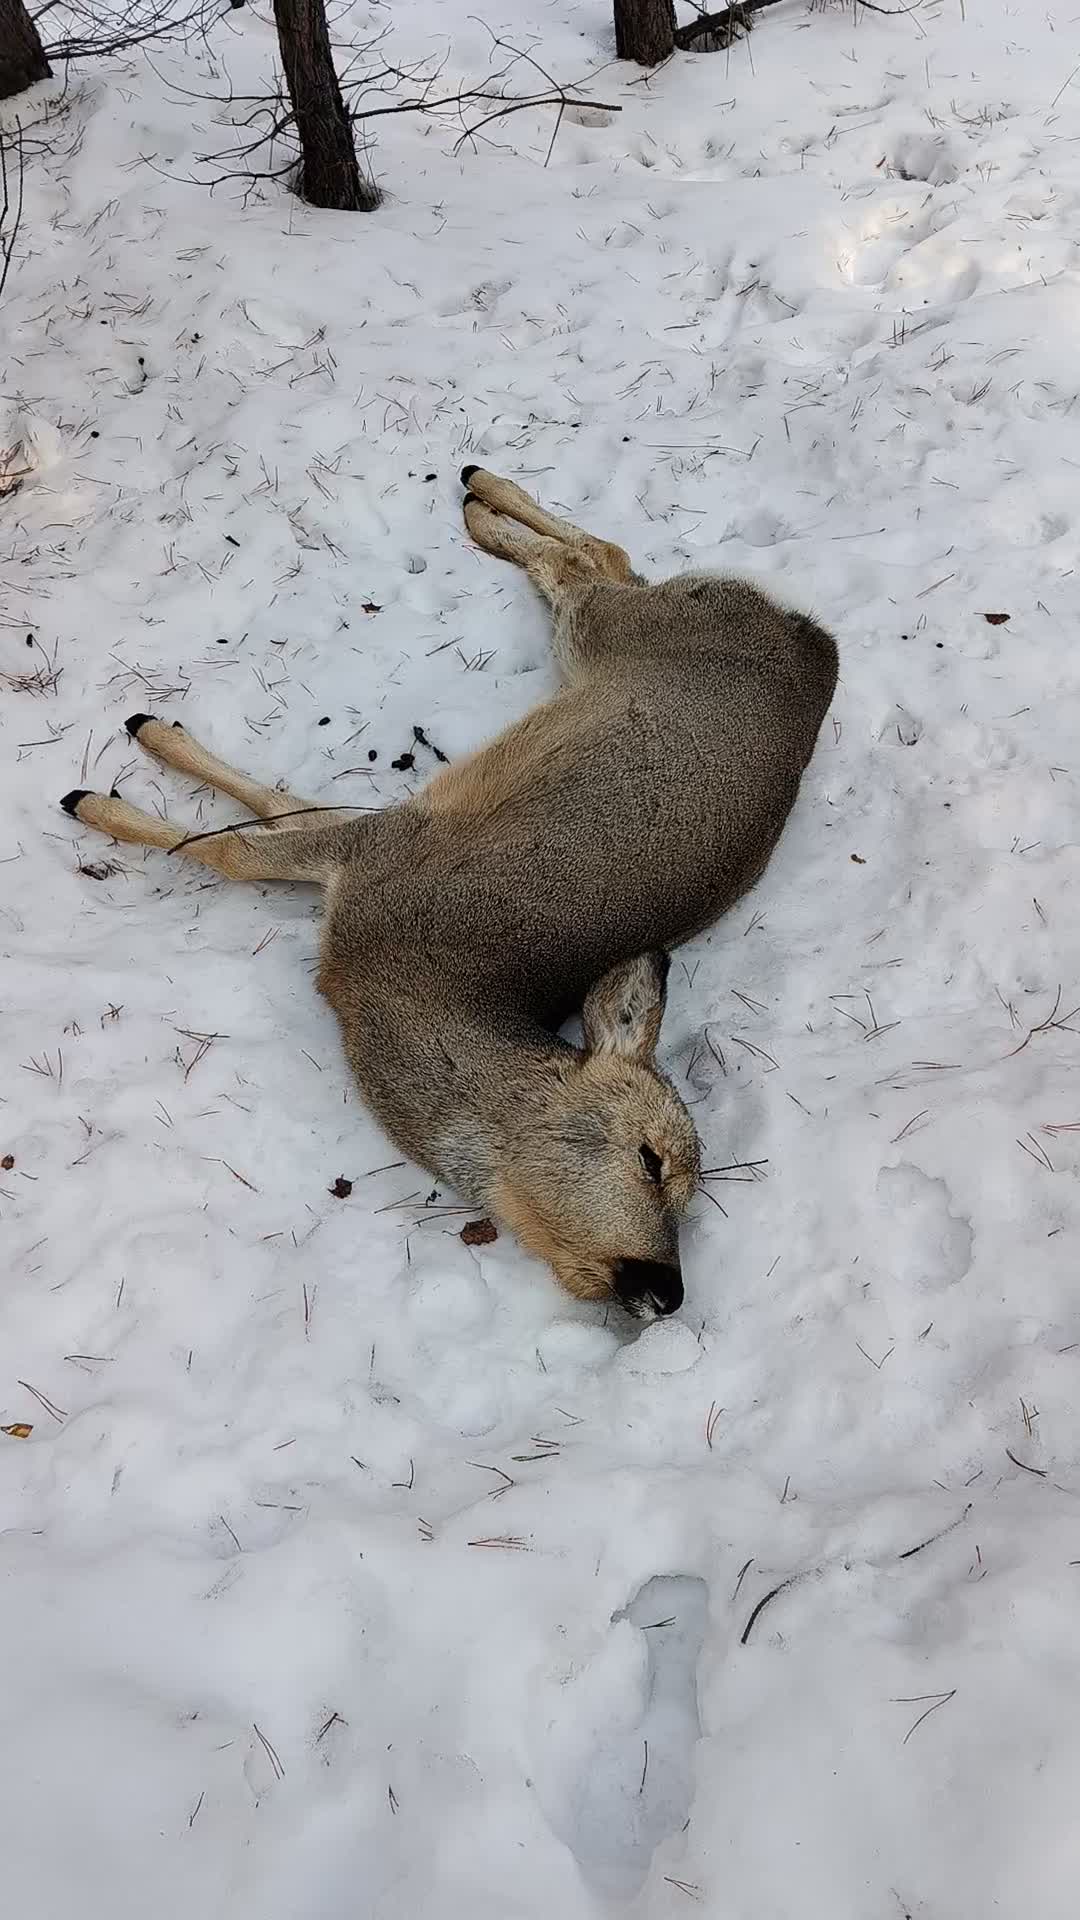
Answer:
top-left (60, 469), bottom-right (837, 1317)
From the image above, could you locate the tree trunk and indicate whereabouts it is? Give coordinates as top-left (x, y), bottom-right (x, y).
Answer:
top-left (0, 0), bottom-right (52, 101)
top-left (271, 0), bottom-right (379, 212)
top-left (614, 0), bottom-right (676, 65)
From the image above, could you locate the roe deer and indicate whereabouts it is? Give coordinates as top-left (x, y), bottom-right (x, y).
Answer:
top-left (60, 467), bottom-right (837, 1318)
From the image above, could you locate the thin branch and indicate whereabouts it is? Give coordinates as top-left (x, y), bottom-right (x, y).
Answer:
top-left (0, 126), bottom-right (26, 311)
top-left (43, 0), bottom-right (226, 61)
top-left (740, 1575), bottom-right (796, 1645)
top-left (166, 802), bottom-right (375, 854)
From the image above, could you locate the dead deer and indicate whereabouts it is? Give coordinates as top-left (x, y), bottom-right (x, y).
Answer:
top-left (60, 467), bottom-right (837, 1318)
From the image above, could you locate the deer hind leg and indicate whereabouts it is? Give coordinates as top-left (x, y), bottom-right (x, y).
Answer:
top-left (461, 465), bottom-right (640, 584)
top-left (123, 713), bottom-right (319, 824)
top-left (59, 788), bottom-right (352, 884)
top-left (60, 712), bottom-right (357, 883)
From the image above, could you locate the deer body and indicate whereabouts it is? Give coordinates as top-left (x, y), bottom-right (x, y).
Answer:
top-left (61, 468), bottom-right (837, 1317)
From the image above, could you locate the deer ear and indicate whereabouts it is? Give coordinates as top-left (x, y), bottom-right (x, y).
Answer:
top-left (582, 952), bottom-right (670, 1064)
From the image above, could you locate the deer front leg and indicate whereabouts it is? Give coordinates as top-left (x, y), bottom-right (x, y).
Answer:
top-left (461, 466), bottom-right (639, 583)
top-left (463, 495), bottom-right (614, 603)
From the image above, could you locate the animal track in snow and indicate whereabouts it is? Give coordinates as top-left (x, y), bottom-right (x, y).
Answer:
top-left (836, 195), bottom-right (979, 304)
top-left (735, 506), bottom-right (793, 549)
top-left (435, 277), bottom-right (514, 319)
top-left (889, 131), bottom-right (960, 186)
top-left (875, 1163), bottom-right (973, 1292)
top-left (888, 239), bottom-right (979, 303)
top-left (602, 220), bottom-right (648, 251)
top-left (837, 198), bottom-right (936, 288)
top-left (532, 1574), bottom-right (707, 1899)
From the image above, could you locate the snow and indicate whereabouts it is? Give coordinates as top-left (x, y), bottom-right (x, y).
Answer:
top-left (4, 0), bottom-right (1080, 1912)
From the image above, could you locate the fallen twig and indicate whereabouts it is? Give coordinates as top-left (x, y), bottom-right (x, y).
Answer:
top-left (253, 1721), bottom-right (285, 1779)
top-left (1005, 1447), bottom-right (1047, 1478)
top-left (740, 1575), bottom-right (796, 1645)
top-left (898, 1503), bottom-right (971, 1559)
top-left (895, 1688), bottom-right (956, 1745)
top-left (675, 0), bottom-right (770, 52)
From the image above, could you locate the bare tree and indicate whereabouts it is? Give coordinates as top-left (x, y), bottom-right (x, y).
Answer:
top-left (0, 0), bottom-right (53, 99)
top-left (190, 31), bottom-right (622, 204)
top-left (272, 0), bottom-right (378, 211)
top-left (614, 0), bottom-right (675, 64)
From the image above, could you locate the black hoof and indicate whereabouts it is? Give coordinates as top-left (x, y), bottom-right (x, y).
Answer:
top-left (460, 464), bottom-right (480, 488)
top-left (125, 712), bottom-right (155, 738)
top-left (60, 789), bottom-right (90, 816)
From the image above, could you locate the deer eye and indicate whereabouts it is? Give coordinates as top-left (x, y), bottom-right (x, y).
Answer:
top-left (639, 1143), bottom-right (664, 1184)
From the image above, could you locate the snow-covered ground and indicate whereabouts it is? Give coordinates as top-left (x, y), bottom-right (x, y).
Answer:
top-left (5, 0), bottom-right (1080, 1912)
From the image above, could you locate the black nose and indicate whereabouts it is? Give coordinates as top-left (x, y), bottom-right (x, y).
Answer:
top-left (612, 1258), bottom-right (683, 1318)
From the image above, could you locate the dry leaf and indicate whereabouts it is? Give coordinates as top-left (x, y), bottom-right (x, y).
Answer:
top-left (361, 601), bottom-right (382, 615)
top-left (461, 1218), bottom-right (498, 1247)
top-left (0, 1153), bottom-right (13, 1171)
top-left (851, 853), bottom-right (866, 865)
top-left (982, 612), bottom-right (1010, 625)
top-left (329, 1176), bottom-right (353, 1199)
top-left (2, 1423), bottom-right (33, 1439)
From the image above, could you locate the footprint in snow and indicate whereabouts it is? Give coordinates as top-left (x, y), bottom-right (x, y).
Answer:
top-left (889, 131), bottom-right (960, 186)
top-left (530, 1573), bottom-right (708, 1899)
top-left (876, 1163), bottom-right (973, 1292)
